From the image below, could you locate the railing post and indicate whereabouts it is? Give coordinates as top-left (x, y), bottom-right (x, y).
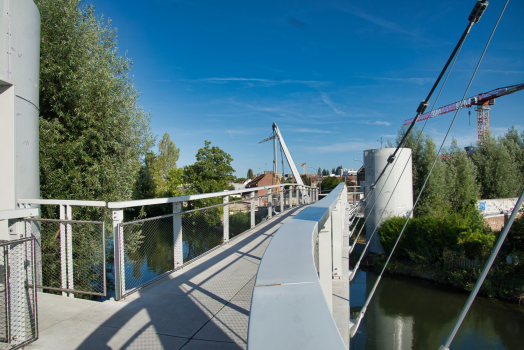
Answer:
top-left (268, 189), bottom-right (272, 219)
top-left (112, 208), bottom-right (124, 301)
top-left (59, 205), bottom-right (68, 297)
top-left (66, 205), bottom-right (74, 297)
top-left (296, 186), bottom-right (300, 206)
top-left (289, 185), bottom-right (293, 209)
top-left (250, 191), bottom-right (255, 228)
top-left (332, 198), bottom-right (343, 279)
top-left (173, 202), bottom-right (183, 268)
top-left (223, 196), bottom-right (229, 242)
top-left (319, 216), bottom-right (333, 313)
top-left (280, 186), bottom-right (284, 213)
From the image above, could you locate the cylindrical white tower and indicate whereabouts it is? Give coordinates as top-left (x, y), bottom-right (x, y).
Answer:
top-left (0, 0), bottom-right (40, 237)
top-left (363, 148), bottom-right (413, 254)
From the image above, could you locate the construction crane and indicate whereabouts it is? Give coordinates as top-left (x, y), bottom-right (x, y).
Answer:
top-left (403, 82), bottom-right (524, 142)
top-left (300, 162), bottom-right (306, 175)
top-left (259, 122), bottom-right (309, 200)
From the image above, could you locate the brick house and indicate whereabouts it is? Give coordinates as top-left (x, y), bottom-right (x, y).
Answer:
top-left (245, 171), bottom-right (280, 206)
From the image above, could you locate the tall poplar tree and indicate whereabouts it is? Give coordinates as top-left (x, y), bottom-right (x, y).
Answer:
top-left (37, 0), bottom-right (153, 204)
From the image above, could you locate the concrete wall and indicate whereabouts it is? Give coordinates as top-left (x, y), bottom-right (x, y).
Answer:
top-left (0, 0), bottom-right (40, 238)
top-left (363, 148), bottom-right (413, 254)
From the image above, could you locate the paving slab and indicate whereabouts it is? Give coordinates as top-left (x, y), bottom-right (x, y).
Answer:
top-left (27, 207), bottom-right (305, 350)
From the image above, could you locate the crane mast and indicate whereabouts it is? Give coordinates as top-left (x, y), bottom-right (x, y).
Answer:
top-left (260, 122), bottom-right (309, 199)
top-left (403, 82), bottom-right (524, 142)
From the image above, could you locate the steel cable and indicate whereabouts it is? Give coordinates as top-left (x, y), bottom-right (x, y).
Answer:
top-left (350, 1), bottom-right (507, 338)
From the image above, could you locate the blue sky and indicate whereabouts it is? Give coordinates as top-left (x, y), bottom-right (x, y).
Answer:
top-left (88, 0), bottom-right (524, 177)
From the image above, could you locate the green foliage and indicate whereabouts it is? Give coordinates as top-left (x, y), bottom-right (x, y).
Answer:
top-left (183, 141), bottom-right (234, 209)
top-left (152, 132), bottom-right (181, 197)
top-left (471, 131), bottom-right (523, 199)
top-left (321, 176), bottom-right (340, 191)
top-left (37, 0), bottom-right (153, 205)
top-left (301, 174), bottom-right (311, 186)
top-left (457, 230), bottom-right (496, 259)
top-left (443, 138), bottom-right (480, 208)
top-left (235, 177), bottom-right (247, 183)
top-left (318, 167), bottom-right (321, 176)
top-left (247, 168), bottom-right (253, 179)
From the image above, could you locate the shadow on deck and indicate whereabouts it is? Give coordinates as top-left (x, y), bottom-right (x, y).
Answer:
top-left (27, 207), bottom-right (307, 350)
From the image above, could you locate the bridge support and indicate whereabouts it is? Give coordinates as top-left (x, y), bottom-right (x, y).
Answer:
top-left (250, 192), bottom-right (255, 228)
top-left (319, 218), bottom-right (333, 313)
top-left (268, 189), bottom-right (272, 219)
top-left (223, 196), bottom-right (229, 242)
top-left (173, 202), bottom-right (183, 268)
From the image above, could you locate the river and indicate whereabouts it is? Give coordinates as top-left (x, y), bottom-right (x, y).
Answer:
top-left (350, 269), bottom-right (524, 350)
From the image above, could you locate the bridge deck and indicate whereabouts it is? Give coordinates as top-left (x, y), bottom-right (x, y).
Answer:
top-left (27, 207), bottom-right (307, 350)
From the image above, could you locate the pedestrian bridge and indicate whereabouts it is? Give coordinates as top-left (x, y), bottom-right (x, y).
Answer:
top-left (2, 183), bottom-right (357, 349)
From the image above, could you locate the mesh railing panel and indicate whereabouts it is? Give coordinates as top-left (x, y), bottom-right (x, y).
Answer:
top-left (0, 238), bottom-right (37, 350)
top-left (117, 188), bottom-right (314, 297)
top-left (32, 219), bottom-right (105, 296)
top-left (121, 215), bottom-right (174, 293)
top-left (182, 206), bottom-right (224, 262)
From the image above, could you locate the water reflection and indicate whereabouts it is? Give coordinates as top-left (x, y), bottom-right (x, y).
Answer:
top-left (350, 269), bottom-right (524, 350)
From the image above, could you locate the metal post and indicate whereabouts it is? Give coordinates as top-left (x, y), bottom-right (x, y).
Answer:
top-left (280, 186), bottom-right (284, 213)
top-left (250, 192), bottom-right (255, 228)
top-left (112, 208), bottom-right (124, 301)
top-left (8, 219), bottom-right (27, 346)
top-left (223, 196), bottom-right (229, 242)
top-left (66, 205), bottom-right (74, 298)
top-left (296, 186), bottom-right (300, 206)
top-left (332, 198), bottom-right (343, 279)
top-left (319, 216), bottom-right (333, 313)
top-left (173, 202), bottom-right (183, 268)
top-left (268, 189), bottom-right (272, 219)
top-left (59, 205), bottom-right (67, 297)
top-left (353, 186), bottom-right (356, 205)
top-left (289, 186), bottom-right (293, 209)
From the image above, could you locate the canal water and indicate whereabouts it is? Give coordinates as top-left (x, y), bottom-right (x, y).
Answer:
top-left (350, 269), bottom-right (524, 350)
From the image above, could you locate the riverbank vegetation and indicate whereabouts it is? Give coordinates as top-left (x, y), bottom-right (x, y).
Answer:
top-left (375, 126), bottom-right (524, 302)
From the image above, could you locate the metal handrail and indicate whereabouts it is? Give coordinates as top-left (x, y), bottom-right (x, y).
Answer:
top-left (107, 183), bottom-right (314, 209)
top-left (247, 183), bottom-right (346, 350)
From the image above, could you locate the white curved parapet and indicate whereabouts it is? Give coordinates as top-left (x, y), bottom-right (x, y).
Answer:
top-left (247, 183), bottom-right (347, 350)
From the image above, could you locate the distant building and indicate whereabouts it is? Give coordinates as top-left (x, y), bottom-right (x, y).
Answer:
top-left (245, 171), bottom-right (280, 206)
top-left (338, 168), bottom-right (358, 176)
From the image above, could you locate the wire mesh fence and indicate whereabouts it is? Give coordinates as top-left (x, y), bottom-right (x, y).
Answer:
top-left (116, 187), bottom-right (318, 298)
top-left (0, 238), bottom-right (38, 350)
top-left (26, 219), bottom-right (106, 296)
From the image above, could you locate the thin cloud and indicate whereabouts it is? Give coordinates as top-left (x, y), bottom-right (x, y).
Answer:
top-left (336, 4), bottom-right (433, 44)
top-left (369, 76), bottom-right (433, 86)
top-left (192, 77), bottom-right (324, 86)
top-left (320, 92), bottom-right (346, 116)
top-left (307, 140), bottom-right (376, 153)
top-left (363, 120), bottom-right (391, 126)
top-left (296, 128), bottom-right (333, 134)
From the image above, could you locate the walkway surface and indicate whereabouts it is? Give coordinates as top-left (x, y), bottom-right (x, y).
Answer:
top-left (27, 207), bottom-right (308, 350)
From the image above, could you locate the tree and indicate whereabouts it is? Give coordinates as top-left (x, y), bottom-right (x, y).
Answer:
top-left (247, 168), bottom-right (254, 179)
top-left (321, 177), bottom-right (340, 191)
top-left (322, 169), bottom-right (329, 176)
top-left (317, 167), bottom-right (322, 177)
top-left (133, 151), bottom-right (156, 200)
top-left (301, 175), bottom-right (311, 186)
top-left (443, 139), bottom-right (480, 208)
top-left (335, 165), bottom-right (343, 175)
top-left (37, 0), bottom-right (153, 204)
top-left (331, 168), bottom-right (336, 174)
top-left (184, 141), bottom-right (235, 195)
top-left (471, 132), bottom-right (523, 199)
top-left (152, 132), bottom-right (181, 197)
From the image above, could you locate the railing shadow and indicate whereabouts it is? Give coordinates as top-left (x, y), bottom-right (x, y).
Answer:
top-left (66, 206), bottom-right (306, 349)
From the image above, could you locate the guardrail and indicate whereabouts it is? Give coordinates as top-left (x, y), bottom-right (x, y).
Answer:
top-left (0, 209), bottom-right (39, 349)
top-left (108, 184), bottom-right (318, 300)
top-left (17, 199), bottom-right (107, 297)
top-left (247, 183), bottom-right (347, 349)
